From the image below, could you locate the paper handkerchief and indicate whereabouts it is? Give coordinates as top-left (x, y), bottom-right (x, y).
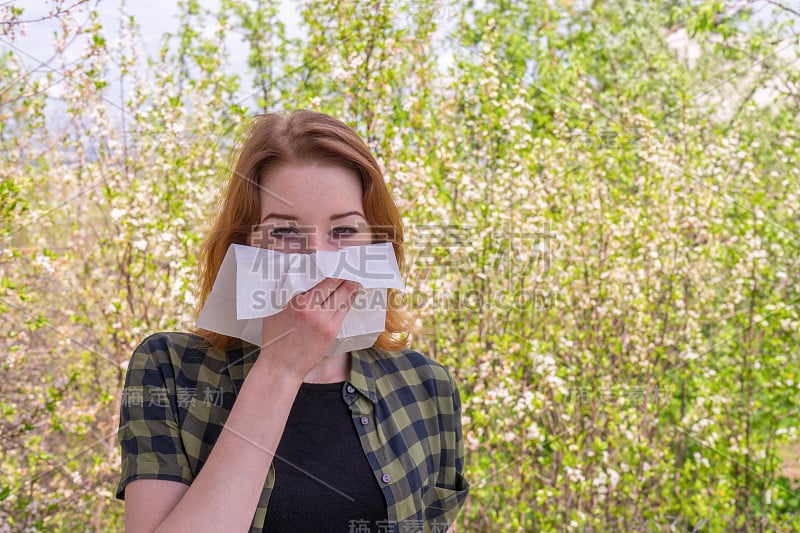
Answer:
top-left (196, 242), bottom-right (405, 355)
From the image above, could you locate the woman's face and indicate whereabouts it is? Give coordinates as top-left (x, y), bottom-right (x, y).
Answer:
top-left (251, 162), bottom-right (372, 253)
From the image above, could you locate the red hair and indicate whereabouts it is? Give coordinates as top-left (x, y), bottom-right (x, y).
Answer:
top-left (195, 110), bottom-right (411, 351)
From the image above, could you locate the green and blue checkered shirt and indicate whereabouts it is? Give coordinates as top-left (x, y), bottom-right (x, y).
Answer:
top-left (116, 332), bottom-right (469, 532)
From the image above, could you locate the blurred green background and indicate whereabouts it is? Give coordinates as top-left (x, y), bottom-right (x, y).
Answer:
top-left (1, 0), bottom-right (799, 531)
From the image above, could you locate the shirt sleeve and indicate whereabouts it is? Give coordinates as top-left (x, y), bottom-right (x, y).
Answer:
top-left (423, 367), bottom-right (470, 528)
top-left (116, 335), bottom-right (194, 499)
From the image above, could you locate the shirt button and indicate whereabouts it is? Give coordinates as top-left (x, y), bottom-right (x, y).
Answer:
top-left (346, 385), bottom-right (355, 394)
top-left (381, 473), bottom-right (391, 483)
top-left (360, 416), bottom-right (369, 425)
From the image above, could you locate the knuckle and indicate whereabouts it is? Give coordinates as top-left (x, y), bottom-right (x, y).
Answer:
top-left (321, 321), bottom-right (339, 339)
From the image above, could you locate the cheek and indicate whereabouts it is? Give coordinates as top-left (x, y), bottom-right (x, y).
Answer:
top-left (361, 231), bottom-right (377, 245)
top-left (247, 230), bottom-right (258, 248)
top-left (365, 226), bottom-right (388, 244)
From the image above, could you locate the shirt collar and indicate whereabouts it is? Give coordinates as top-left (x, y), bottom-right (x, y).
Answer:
top-left (224, 339), bottom-right (260, 396)
top-left (347, 348), bottom-right (378, 404)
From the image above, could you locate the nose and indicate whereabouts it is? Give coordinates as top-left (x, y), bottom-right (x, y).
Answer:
top-left (301, 229), bottom-right (339, 253)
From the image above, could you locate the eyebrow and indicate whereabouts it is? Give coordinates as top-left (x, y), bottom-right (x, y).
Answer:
top-left (260, 211), bottom-right (366, 223)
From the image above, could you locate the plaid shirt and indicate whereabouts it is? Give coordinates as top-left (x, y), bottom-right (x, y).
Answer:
top-left (116, 332), bottom-right (469, 532)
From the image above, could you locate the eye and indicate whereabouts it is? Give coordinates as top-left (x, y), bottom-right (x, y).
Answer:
top-left (271, 227), bottom-right (301, 238)
top-left (331, 226), bottom-right (358, 239)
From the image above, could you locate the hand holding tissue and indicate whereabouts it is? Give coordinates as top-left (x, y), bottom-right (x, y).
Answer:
top-left (196, 242), bottom-right (405, 356)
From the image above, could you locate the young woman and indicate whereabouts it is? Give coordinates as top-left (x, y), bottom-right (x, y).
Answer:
top-left (116, 110), bottom-right (469, 533)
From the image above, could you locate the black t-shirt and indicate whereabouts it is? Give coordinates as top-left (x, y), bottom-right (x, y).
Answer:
top-left (262, 381), bottom-right (387, 532)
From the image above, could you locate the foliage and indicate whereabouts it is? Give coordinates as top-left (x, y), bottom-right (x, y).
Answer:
top-left (1, 0), bottom-right (799, 531)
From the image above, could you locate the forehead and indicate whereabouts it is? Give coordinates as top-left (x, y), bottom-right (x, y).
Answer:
top-left (258, 162), bottom-right (364, 215)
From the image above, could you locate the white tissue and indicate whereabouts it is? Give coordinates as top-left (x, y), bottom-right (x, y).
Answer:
top-left (196, 242), bottom-right (405, 356)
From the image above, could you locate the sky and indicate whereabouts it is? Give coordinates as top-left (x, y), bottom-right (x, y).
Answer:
top-left (8, 0), bottom-right (304, 59)
top-left (2, 0), bottom-right (469, 119)
top-left (2, 0), bottom-right (305, 113)
top-left (2, 0), bottom-right (795, 120)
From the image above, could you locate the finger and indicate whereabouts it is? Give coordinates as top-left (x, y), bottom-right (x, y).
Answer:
top-left (293, 278), bottom-right (345, 309)
top-left (329, 280), bottom-right (361, 316)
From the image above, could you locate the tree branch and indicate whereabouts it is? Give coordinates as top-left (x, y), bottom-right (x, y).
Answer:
top-left (762, 0), bottom-right (800, 18)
